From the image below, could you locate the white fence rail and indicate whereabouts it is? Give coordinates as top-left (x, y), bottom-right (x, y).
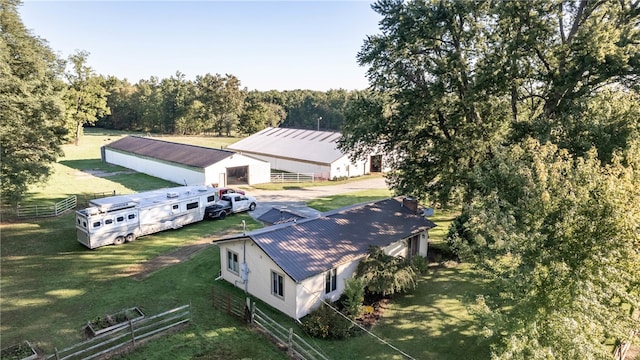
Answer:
top-left (17, 196), bottom-right (77, 218)
top-left (270, 173), bottom-right (315, 183)
top-left (45, 304), bottom-right (190, 360)
top-left (250, 303), bottom-right (329, 360)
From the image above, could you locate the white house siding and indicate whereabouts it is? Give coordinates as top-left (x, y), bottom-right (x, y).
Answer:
top-left (295, 260), bottom-right (360, 319)
top-left (104, 148), bottom-right (201, 185)
top-left (218, 240), bottom-right (298, 319)
top-left (217, 229), bottom-right (431, 320)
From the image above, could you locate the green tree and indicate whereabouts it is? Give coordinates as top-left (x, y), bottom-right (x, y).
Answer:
top-left (64, 50), bottom-right (110, 145)
top-left (356, 246), bottom-right (417, 296)
top-left (340, 0), bottom-right (640, 205)
top-left (450, 139), bottom-right (640, 358)
top-left (195, 73), bottom-right (245, 136)
top-left (0, 0), bottom-right (67, 203)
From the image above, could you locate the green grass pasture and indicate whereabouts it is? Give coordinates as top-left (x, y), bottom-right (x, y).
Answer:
top-left (1, 129), bottom-right (487, 359)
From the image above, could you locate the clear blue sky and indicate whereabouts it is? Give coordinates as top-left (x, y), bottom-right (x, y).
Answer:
top-left (19, 1), bottom-right (381, 91)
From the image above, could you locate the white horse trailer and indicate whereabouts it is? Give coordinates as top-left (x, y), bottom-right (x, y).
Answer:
top-left (76, 186), bottom-right (219, 249)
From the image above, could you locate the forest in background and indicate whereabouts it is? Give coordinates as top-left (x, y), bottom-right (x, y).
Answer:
top-left (97, 73), bottom-right (360, 136)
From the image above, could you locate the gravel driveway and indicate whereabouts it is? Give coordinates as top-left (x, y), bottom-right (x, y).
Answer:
top-left (247, 177), bottom-right (389, 219)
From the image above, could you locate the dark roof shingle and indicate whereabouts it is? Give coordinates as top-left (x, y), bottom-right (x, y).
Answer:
top-left (104, 136), bottom-right (234, 168)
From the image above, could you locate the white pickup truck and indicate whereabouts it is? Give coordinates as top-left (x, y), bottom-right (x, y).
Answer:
top-left (205, 194), bottom-right (257, 220)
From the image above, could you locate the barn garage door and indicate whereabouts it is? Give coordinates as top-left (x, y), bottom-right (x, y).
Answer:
top-left (227, 166), bottom-right (248, 185)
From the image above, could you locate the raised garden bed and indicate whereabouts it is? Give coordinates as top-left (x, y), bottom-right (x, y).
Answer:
top-left (86, 307), bottom-right (145, 337)
top-left (0, 341), bottom-right (37, 360)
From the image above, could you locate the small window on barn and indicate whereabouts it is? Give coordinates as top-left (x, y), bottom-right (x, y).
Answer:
top-left (116, 216), bottom-right (124, 222)
top-left (172, 204), bottom-right (179, 210)
top-left (128, 214), bottom-right (136, 220)
top-left (271, 271), bottom-right (284, 299)
top-left (207, 195), bottom-right (216, 202)
top-left (227, 250), bottom-right (239, 274)
top-left (92, 221), bottom-right (101, 228)
top-left (186, 202), bottom-right (198, 210)
top-left (105, 219), bottom-right (113, 225)
top-left (325, 268), bottom-right (337, 294)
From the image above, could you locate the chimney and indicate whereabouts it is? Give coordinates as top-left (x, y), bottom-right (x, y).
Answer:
top-left (402, 197), bottom-right (419, 214)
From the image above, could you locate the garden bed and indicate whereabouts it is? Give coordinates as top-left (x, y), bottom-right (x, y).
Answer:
top-left (0, 341), bottom-right (37, 360)
top-left (85, 307), bottom-right (145, 337)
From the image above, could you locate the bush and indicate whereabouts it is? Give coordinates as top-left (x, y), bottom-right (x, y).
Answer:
top-left (300, 302), bottom-right (354, 339)
top-left (411, 255), bottom-right (429, 274)
top-left (340, 277), bottom-right (366, 318)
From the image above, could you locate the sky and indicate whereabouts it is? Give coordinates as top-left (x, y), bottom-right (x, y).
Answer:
top-left (18, 1), bottom-right (382, 91)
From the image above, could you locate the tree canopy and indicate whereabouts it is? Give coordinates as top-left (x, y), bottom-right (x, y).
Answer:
top-left (0, 0), bottom-right (67, 203)
top-left (341, 0), bottom-right (640, 357)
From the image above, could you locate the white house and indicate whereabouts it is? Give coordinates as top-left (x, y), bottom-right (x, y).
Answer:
top-left (102, 136), bottom-right (271, 187)
top-left (214, 197), bottom-right (435, 320)
top-left (226, 127), bottom-right (386, 180)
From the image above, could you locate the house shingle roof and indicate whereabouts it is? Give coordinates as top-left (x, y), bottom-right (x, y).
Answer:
top-left (104, 136), bottom-right (234, 168)
top-left (216, 197), bottom-right (436, 282)
top-left (226, 127), bottom-right (344, 165)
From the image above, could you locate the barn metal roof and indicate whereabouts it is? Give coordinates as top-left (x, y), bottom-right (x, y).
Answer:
top-left (104, 136), bottom-right (234, 168)
top-left (216, 197), bottom-right (436, 282)
top-left (227, 127), bottom-right (344, 165)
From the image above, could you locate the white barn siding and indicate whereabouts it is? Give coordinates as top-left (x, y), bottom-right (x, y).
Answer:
top-left (104, 149), bottom-right (200, 185)
top-left (203, 156), bottom-right (271, 187)
top-left (105, 148), bottom-right (270, 187)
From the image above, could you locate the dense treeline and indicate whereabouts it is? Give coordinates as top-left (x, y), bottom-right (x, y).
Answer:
top-left (99, 73), bottom-right (361, 136)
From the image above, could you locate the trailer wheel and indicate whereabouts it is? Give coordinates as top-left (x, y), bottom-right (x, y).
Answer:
top-left (114, 236), bottom-right (125, 245)
top-left (218, 211), bottom-right (226, 220)
top-left (249, 203), bottom-right (256, 211)
top-left (125, 233), bottom-right (136, 242)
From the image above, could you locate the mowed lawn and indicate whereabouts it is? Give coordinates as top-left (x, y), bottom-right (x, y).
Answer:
top-left (1, 129), bottom-right (489, 359)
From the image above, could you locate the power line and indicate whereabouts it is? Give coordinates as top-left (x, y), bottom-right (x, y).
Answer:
top-left (299, 283), bottom-right (417, 360)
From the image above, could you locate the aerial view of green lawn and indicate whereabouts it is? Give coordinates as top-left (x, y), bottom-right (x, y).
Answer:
top-left (1, 129), bottom-right (489, 359)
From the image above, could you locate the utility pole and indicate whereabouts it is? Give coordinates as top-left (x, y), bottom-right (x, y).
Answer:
top-left (317, 116), bottom-right (322, 131)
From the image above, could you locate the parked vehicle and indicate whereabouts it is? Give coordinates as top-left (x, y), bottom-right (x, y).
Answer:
top-left (76, 186), bottom-right (219, 249)
top-left (205, 194), bottom-right (257, 220)
top-left (219, 187), bottom-right (245, 196)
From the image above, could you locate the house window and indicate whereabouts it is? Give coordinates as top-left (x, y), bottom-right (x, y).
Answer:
top-left (271, 271), bottom-right (284, 298)
top-left (207, 195), bottom-right (216, 202)
top-left (172, 204), bottom-right (179, 210)
top-left (186, 202), bottom-right (199, 210)
top-left (325, 268), bottom-right (337, 294)
top-left (92, 221), bottom-right (101, 228)
top-left (127, 214), bottom-right (136, 220)
top-left (116, 216), bottom-right (124, 222)
top-left (227, 250), bottom-right (239, 274)
top-left (105, 219), bottom-right (113, 225)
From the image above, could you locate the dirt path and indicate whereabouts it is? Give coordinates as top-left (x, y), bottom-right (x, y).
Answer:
top-left (123, 177), bottom-right (389, 280)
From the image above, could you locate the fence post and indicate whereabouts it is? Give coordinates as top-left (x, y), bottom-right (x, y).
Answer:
top-left (287, 328), bottom-right (294, 356)
top-left (129, 319), bottom-right (136, 347)
top-left (54, 347), bottom-right (60, 360)
top-left (250, 302), bottom-right (256, 324)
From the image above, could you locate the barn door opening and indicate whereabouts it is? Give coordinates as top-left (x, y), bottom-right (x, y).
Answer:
top-left (370, 155), bottom-right (382, 173)
top-left (227, 166), bottom-right (248, 185)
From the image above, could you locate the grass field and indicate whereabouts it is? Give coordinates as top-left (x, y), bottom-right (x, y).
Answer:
top-left (1, 129), bottom-right (489, 359)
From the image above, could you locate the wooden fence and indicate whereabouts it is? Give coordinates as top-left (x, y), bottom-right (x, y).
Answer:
top-left (249, 304), bottom-right (330, 360)
top-left (45, 304), bottom-right (190, 360)
top-left (211, 287), bottom-right (248, 321)
top-left (17, 196), bottom-right (77, 218)
top-left (270, 173), bottom-right (315, 183)
top-left (210, 288), bottom-right (328, 360)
